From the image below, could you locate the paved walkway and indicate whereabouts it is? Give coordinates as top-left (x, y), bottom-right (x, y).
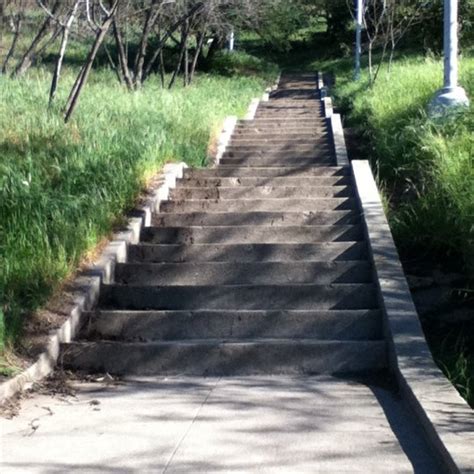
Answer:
top-left (2, 376), bottom-right (441, 473)
top-left (1, 74), bottom-right (445, 473)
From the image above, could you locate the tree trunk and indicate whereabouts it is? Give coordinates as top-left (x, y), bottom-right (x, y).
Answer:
top-left (168, 22), bottom-right (190, 89)
top-left (189, 31), bottom-right (205, 84)
top-left (64, 1), bottom-right (119, 123)
top-left (49, 0), bottom-right (80, 105)
top-left (134, 0), bottom-right (160, 87)
top-left (2, 14), bottom-right (22, 74)
top-left (143, 2), bottom-right (204, 82)
top-left (14, 1), bottom-right (59, 77)
top-left (183, 25), bottom-right (189, 87)
top-left (112, 20), bottom-right (134, 89)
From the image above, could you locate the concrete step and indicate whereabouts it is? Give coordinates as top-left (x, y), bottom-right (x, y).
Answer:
top-left (160, 198), bottom-right (355, 212)
top-left (229, 137), bottom-right (328, 145)
top-left (255, 113), bottom-right (322, 119)
top-left (234, 126), bottom-right (329, 138)
top-left (128, 242), bottom-right (368, 263)
top-left (223, 146), bottom-right (332, 156)
top-left (85, 309), bottom-right (383, 341)
top-left (231, 130), bottom-right (329, 137)
top-left (152, 211), bottom-right (360, 227)
top-left (245, 119), bottom-right (326, 126)
top-left (99, 283), bottom-right (378, 310)
top-left (139, 225), bottom-right (363, 244)
top-left (234, 124), bottom-right (326, 132)
top-left (219, 158), bottom-right (335, 167)
top-left (115, 261), bottom-right (372, 285)
top-left (60, 339), bottom-right (387, 375)
top-left (227, 138), bottom-right (330, 147)
top-left (170, 186), bottom-right (352, 200)
top-left (178, 176), bottom-right (352, 187)
top-left (221, 152), bottom-right (333, 162)
top-left (183, 167), bottom-right (349, 178)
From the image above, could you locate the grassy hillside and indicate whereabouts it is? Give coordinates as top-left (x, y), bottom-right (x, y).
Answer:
top-left (327, 55), bottom-right (474, 274)
top-left (317, 53), bottom-right (474, 405)
top-left (0, 66), bottom-right (273, 359)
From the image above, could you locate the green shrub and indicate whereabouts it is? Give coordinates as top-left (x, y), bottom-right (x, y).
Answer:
top-left (209, 51), bottom-right (278, 79)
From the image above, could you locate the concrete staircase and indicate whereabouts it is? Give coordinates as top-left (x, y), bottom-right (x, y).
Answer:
top-left (61, 73), bottom-right (388, 376)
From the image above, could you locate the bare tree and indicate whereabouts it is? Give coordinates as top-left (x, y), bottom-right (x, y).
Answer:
top-left (1, 1), bottom-right (25, 74)
top-left (64, 0), bottom-right (119, 122)
top-left (47, 0), bottom-right (82, 104)
top-left (13, 0), bottom-right (62, 77)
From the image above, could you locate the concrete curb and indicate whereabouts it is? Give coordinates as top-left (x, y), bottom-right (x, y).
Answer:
top-left (244, 72), bottom-right (281, 118)
top-left (244, 98), bottom-right (261, 120)
top-left (318, 72), bottom-right (349, 167)
top-left (330, 114), bottom-right (350, 167)
top-left (352, 160), bottom-right (474, 473)
top-left (213, 116), bottom-right (237, 166)
top-left (0, 163), bottom-right (187, 405)
top-left (323, 97), bottom-right (333, 118)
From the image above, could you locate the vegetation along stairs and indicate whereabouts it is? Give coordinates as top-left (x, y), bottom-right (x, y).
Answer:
top-left (61, 73), bottom-right (385, 376)
top-left (57, 74), bottom-right (472, 472)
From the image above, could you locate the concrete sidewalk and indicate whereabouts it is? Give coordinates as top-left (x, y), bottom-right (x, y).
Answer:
top-left (2, 375), bottom-right (441, 473)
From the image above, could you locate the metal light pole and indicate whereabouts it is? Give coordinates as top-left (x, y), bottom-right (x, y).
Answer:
top-left (355, 0), bottom-right (363, 80)
top-left (229, 29), bottom-right (235, 52)
top-left (429, 0), bottom-right (469, 114)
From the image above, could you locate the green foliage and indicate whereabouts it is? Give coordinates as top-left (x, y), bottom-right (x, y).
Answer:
top-left (209, 50), bottom-right (278, 78)
top-left (0, 68), bottom-right (268, 349)
top-left (325, 55), bottom-right (474, 277)
top-left (255, 0), bottom-right (312, 51)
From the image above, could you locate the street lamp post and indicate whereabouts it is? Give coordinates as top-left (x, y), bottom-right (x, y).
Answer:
top-left (229, 29), bottom-right (235, 52)
top-left (355, 0), bottom-right (363, 80)
top-left (429, 0), bottom-right (469, 114)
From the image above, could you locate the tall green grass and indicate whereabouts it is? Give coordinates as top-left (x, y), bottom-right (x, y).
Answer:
top-left (320, 54), bottom-right (474, 405)
top-left (0, 67), bottom-right (270, 354)
top-left (327, 56), bottom-right (474, 275)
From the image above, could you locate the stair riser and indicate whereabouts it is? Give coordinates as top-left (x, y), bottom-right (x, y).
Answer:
top-left (128, 242), bottom-right (369, 263)
top-left (229, 137), bottom-right (329, 144)
top-left (86, 310), bottom-right (382, 341)
top-left (99, 284), bottom-right (378, 310)
top-left (160, 198), bottom-right (356, 212)
top-left (222, 151), bottom-right (333, 160)
top-left (219, 159), bottom-right (335, 167)
top-left (152, 211), bottom-right (360, 227)
top-left (60, 341), bottom-right (387, 376)
top-left (170, 187), bottom-right (353, 200)
top-left (140, 225), bottom-right (363, 244)
top-left (178, 176), bottom-right (352, 186)
top-left (115, 261), bottom-right (372, 285)
top-left (184, 168), bottom-right (350, 178)
top-left (234, 125), bottom-right (326, 132)
top-left (226, 142), bottom-right (331, 150)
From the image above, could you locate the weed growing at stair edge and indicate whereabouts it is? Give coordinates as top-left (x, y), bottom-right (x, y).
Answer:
top-left (0, 68), bottom-right (270, 356)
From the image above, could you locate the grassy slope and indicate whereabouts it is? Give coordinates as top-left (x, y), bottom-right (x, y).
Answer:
top-left (327, 55), bottom-right (474, 406)
top-left (0, 66), bottom-right (273, 357)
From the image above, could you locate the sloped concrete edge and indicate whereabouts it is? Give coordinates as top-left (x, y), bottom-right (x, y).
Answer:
top-left (0, 163), bottom-right (188, 405)
top-left (318, 72), bottom-right (349, 167)
top-left (214, 116), bottom-right (238, 166)
top-left (352, 159), bottom-right (474, 473)
top-left (244, 71), bottom-right (281, 118)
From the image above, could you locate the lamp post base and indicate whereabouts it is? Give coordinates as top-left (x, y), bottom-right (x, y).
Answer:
top-left (429, 86), bottom-right (470, 116)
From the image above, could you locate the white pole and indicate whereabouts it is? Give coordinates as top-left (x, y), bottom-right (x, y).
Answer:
top-left (429, 0), bottom-right (469, 114)
top-left (229, 29), bottom-right (235, 52)
top-left (355, 0), bottom-right (363, 80)
top-left (445, 0), bottom-right (458, 88)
